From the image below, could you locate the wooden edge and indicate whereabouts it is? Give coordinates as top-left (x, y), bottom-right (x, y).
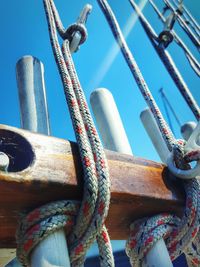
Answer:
top-left (0, 124), bottom-right (184, 247)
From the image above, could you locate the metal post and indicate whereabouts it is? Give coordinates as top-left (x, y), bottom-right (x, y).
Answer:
top-left (6, 56), bottom-right (70, 267)
top-left (70, 4), bottom-right (92, 53)
top-left (140, 108), bottom-right (173, 267)
top-left (16, 56), bottom-right (50, 135)
top-left (181, 121), bottom-right (197, 141)
top-left (91, 90), bottom-right (172, 266)
top-left (90, 88), bottom-right (133, 154)
top-left (90, 87), bottom-right (133, 259)
top-left (140, 108), bottom-right (169, 163)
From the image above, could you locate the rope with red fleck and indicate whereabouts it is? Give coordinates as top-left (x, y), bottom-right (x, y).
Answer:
top-left (16, 0), bottom-right (114, 266)
top-left (128, 0), bottom-right (200, 120)
top-left (97, 0), bottom-right (200, 266)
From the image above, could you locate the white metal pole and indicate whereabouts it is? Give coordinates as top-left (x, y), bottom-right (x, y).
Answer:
top-left (31, 230), bottom-right (70, 267)
top-left (140, 108), bottom-right (169, 164)
top-left (0, 152), bottom-right (9, 172)
top-left (140, 108), bottom-right (172, 267)
top-left (181, 121), bottom-right (197, 141)
top-left (90, 88), bottom-right (133, 154)
top-left (16, 56), bottom-right (50, 135)
top-left (91, 89), bottom-right (172, 266)
top-left (6, 56), bottom-right (70, 267)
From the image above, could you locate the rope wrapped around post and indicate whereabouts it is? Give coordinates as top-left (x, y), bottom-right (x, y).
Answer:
top-left (16, 0), bottom-right (114, 266)
top-left (97, 0), bottom-right (200, 266)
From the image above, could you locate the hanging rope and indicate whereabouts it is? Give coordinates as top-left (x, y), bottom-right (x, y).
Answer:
top-left (171, 0), bottom-right (200, 38)
top-left (148, 0), bottom-right (200, 77)
top-left (97, 0), bottom-right (200, 266)
top-left (128, 0), bottom-right (200, 120)
top-left (16, 1), bottom-right (114, 266)
top-left (163, 0), bottom-right (200, 50)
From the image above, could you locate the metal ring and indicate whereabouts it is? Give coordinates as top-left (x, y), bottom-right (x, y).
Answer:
top-left (64, 23), bottom-right (87, 45)
top-left (167, 152), bottom-right (200, 179)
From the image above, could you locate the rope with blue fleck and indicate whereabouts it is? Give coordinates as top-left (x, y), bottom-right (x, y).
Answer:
top-left (97, 0), bottom-right (200, 266)
top-left (16, 0), bottom-right (114, 266)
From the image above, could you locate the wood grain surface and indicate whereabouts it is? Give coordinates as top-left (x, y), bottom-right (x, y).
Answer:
top-left (0, 124), bottom-right (184, 248)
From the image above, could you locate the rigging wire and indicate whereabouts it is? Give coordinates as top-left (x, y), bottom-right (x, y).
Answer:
top-left (163, 0), bottom-right (200, 50)
top-left (171, 0), bottom-right (200, 36)
top-left (128, 0), bottom-right (200, 120)
top-left (148, 0), bottom-right (200, 77)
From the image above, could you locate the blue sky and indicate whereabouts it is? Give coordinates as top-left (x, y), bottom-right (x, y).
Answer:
top-left (0, 0), bottom-right (199, 264)
top-left (0, 0), bottom-right (199, 163)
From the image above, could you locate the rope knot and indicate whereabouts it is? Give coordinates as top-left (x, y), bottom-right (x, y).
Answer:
top-left (64, 23), bottom-right (88, 49)
top-left (173, 139), bottom-right (190, 170)
top-left (126, 179), bottom-right (200, 266)
top-left (158, 30), bottom-right (174, 48)
top-left (167, 138), bottom-right (200, 180)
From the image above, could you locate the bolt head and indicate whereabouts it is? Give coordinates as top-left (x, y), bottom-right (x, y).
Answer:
top-left (0, 152), bottom-right (9, 171)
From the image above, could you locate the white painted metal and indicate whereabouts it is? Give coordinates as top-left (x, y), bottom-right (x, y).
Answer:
top-left (16, 55), bottom-right (50, 135)
top-left (0, 152), bottom-right (9, 171)
top-left (70, 32), bottom-right (82, 53)
top-left (140, 108), bottom-right (173, 267)
top-left (181, 121), bottom-right (197, 141)
top-left (140, 108), bottom-right (169, 163)
top-left (90, 88), bottom-right (133, 154)
top-left (6, 56), bottom-right (70, 267)
top-left (167, 121), bottom-right (200, 179)
top-left (70, 4), bottom-right (92, 53)
top-left (90, 87), bottom-right (133, 259)
top-left (91, 91), bottom-right (172, 266)
top-left (31, 230), bottom-right (70, 267)
top-left (185, 121), bottom-right (200, 151)
top-left (142, 239), bottom-right (173, 267)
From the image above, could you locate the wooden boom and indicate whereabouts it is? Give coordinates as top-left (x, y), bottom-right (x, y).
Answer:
top-left (0, 124), bottom-right (184, 248)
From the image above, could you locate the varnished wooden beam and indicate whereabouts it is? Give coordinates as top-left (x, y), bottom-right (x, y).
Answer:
top-left (0, 124), bottom-right (184, 247)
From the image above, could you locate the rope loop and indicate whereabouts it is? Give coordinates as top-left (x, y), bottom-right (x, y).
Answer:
top-left (126, 179), bottom-right (200, 266)
top-left (16, 200), bottom-right (79, 266)
top-left (158, 30), bottom-right (174, 48)
top-left (167, 139), bottom-right (200, 179)
top-left (64, 23), bottom-right (88, 46)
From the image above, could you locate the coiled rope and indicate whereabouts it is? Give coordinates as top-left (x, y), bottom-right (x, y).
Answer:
top-left (148, 0), bottom-right (200, 77)
top-left (128, 0), bottom-right (200, 121)
top-left (97, 0), bottom-right (200, 266)
top-left (16, 0), bottom-right (114, 266)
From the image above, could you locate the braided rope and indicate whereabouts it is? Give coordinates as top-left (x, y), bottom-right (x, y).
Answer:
top-left (16, 0), bottom-right (114, 266)
top-left (148, 0), bottom-right (200, 77)
top-left (171, 0), bottom-right (200, 35)
top-left (128, 0), bottom-right (200, 120)
top-left (171, 0), bottom-right (200, 38)
top-left (97, 0), bottom-right (200, 266)
top-left (163, 0), bottom-right (200, 50)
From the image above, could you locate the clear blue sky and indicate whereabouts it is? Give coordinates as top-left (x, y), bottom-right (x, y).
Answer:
top-left (0, 0), bottom-right (199, 163)
top-left (0, 0), bottom-right (199, 264)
